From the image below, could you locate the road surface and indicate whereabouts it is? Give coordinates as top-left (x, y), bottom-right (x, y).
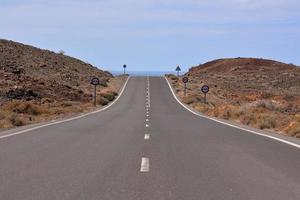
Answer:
top-left (0, 77), bottom-right (299, 200)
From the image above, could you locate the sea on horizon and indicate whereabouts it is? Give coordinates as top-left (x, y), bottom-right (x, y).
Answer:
top-left (111, 71), bottom-right (186, 76)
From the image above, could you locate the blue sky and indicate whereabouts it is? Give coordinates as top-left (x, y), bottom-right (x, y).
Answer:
top-left (0, 0), bottom-right (299, 72)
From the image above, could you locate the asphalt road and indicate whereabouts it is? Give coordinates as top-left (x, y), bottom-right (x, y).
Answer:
top-left (0, 77), bottom-right (299, 200)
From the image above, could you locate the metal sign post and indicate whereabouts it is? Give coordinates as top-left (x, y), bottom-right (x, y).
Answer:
top-left (123, 64), bottom-right (127, 75)
top-left (90, 77), bottom-right (100, 107)
top-left (182, 77), bottom-right (189, 96)
top-left (176, 66), bottom-right (181, 77)
top-left (201, 85), bottom-right (210, 104)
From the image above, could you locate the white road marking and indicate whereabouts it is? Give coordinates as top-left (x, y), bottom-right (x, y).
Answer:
top-left (144, 134), bottom-right (150, 140)
top-left (140, 157), bottom-right (150, 172)
top-left (146, 124), bottom-right (149, 127)
top-left (146, 119), bottom-right (149, 122)
top-left (0, 77), bottom-right (131, 140)
top-left (146, 114), bottom-right (149, 117)
top-left (147, 77), bottom-right (151, 107)
top-left (165, 76), bottom-right (300, 149)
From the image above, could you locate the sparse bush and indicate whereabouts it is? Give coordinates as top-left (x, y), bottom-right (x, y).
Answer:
top-left (212, 105), bottom-right (241, 120)
top-left (289, 126), bottom-right (300, 137)
top-left (167, 74), bottom-right (179, 81)
top-left (8, 113), bottom-right (24, 126)
top-left (284, 95), bottom-right (294, 101)
top-left (98, 97), bottom-right (109, 106)
top-left (294, 114), bottom-right (300, 122)
top-left (0, 110), bottom-right (5, 120)
top-left (242, 112), bottom-right (257, 126)
top-left (100, 81), bottom-right (108, 87)
top-left (182, 96), bottom-right (197, 105)
top-left (222, 109), bottom-right (232, 120)
top-left (261, 93), bottom-right (274, 99)
top-left (256, 100), bottom-right (277, 111)
top-left (9, 101), bottom-right (44, 115)
top-left (5, 101), bottom-right (46, 115)
top-left (51, 108), bottom-right (65, 115)
top-left (258, 114), bottom-right (277, 129)
top-left (285, 122), bottom-right (300, 137)
top-left (58, 50), bottom-right (65, 55)
top-left (194, 103), bottom-right (210, 113)
top-left (100, 91), bottom-right (117, 101)
top-left (60, 102), bottom-right (73, 107)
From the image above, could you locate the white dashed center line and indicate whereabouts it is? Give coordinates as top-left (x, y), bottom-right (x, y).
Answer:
top-left (140, 157), bottom-right (150, 172)
top-left (144, 134), bottom-right (150, 140)
top-left (141, 77), bottom-right (151, 173)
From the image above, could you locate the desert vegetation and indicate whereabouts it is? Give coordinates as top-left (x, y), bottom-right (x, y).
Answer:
top-left (0, 39), bottom-right (127, 130)
top-left (167, 58), bottom-right (300, 138)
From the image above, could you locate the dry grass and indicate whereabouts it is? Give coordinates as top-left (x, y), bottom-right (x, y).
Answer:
top-left (167, 71), bottom-right (300, 138)
top-left (0, 75), bottom-right (127, 130)
top-left (4, 101), bottom-right (48, 115)
top-left (285, 122), bottom-right (300, 137)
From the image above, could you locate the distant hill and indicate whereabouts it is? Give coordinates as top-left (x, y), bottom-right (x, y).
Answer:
top-left (188, 58), bottom-right (297, 74)
top-left (0, 39), bottom-right (112, 103)
top-left (186, 58), bottom-right (300, 94)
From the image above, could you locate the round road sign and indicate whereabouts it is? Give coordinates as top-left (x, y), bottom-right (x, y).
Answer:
top-left (201, 85), bottom-right (209, 94)
top-left (90, 77), bottom-right (100, 85)
top-left (182, 77), bottom-right (189, 83)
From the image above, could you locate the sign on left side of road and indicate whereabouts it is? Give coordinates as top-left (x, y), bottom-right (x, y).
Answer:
top-left (90, 77), bottom-right (100, 86)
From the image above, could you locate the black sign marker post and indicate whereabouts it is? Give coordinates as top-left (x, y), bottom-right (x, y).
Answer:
top-left (123, 64), bottom-right (127, 75)
top-left (182, 77), bottom-right (189, 96)
top-left (201, 85), bottom-right (210, 104)
top-left (175, 66), bottom-right (181, 77)
top-left (91, 77), bottom-right (100, 107)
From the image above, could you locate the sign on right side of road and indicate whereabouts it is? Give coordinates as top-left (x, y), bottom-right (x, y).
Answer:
top-left (182, 77), bottom-right (189, 96)
top-left (201, 85), bottom-right (209, 104)
top-left (201, 85), bottom-right (209, 94)
top-left (182, 77), bottom-right (189, 83)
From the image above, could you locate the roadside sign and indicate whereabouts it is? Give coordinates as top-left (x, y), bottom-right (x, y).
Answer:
top-left (90, 77), bottom-right (100, 86)
top-left (182, 77), bottom-right (189, 96)
top-left (201, 85), bottom-right (209, 94)
top-left (201, 85), bottom-right (209, 104)
top-left (123, 64), bottom-right (127, 74)
top-left (182, 77), bottom-right (189, 83)
top-left (90, 77), bottom-right (100, 107)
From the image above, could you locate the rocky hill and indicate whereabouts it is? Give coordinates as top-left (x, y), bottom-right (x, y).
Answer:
top-left (168, 58), bottom-right (300, 138)
top-left (187, 58), bottom-right (300, 95)
top-left (0, 39), bottom-right (113, 103)
top-left (0, 39), bottom-right (125, 129)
